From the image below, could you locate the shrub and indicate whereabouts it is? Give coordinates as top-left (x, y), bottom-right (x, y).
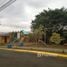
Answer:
top-left (50, 32), bottom-right (63, 45)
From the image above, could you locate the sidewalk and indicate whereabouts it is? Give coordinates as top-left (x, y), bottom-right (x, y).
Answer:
top-left (13, 46), bottom-right (67, 54)
top-left (0, 46), bottom-right (67, 54)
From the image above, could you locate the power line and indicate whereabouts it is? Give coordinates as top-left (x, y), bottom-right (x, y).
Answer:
top-left (0, 0), bottom-right (24, 30)
top-left (0, 0), bottom-right (5, 6)
top-left (0, 24), bottom-right (24, 28)
top-left (0, 0), bottom-right (16, 12)
top-left (0, 0), bottom-right (18, 28)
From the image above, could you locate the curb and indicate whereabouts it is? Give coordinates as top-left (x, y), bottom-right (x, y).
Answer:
top-left (14, 47), bottom-right (67, 54)
top-left (0, 48), bottom-right (67, 58)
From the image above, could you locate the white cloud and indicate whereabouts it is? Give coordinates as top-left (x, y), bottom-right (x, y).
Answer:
top-left (0, 0), bottom-right (67, 32)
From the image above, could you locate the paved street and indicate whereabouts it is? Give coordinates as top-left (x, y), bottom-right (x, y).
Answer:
top-left (0, 50), bottom-right (67, 67)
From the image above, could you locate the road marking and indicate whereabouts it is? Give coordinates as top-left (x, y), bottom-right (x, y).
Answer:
top-left (0, 48), bottom-right (67, 58)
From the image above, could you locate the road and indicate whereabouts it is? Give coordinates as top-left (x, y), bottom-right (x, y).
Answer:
top-left (0, 50), bottom-right (67, 67)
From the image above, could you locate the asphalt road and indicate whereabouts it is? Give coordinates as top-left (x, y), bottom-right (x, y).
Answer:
top-left (0, 50), bottom-right (67, 67)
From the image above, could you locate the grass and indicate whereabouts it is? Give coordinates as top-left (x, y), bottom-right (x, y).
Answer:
top-left (0, 42), bottom-right (67, 49)
top-left (24, 42), bottom-right (67, 49)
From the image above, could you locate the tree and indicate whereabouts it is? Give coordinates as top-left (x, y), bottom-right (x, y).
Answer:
top-left (28, 33), bottom-right (35, 42)
top-left (20, 31), bottom-right (24, 36)
top-left (32, 7), bottom-right (67, 31)
top-left (31, 7), bottom-right (67, 44)
top-left (32, 25), bottom-right (46, 45)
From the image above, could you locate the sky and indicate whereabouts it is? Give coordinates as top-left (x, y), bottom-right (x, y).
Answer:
top-left (0, 0), bottom-right (67, 32)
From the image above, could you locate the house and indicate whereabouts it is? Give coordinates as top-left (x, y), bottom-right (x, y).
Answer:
top-left (0, 33), bottom-right (12, 45)
top-left (0, 25), bottom-right (22, 45)
top-left (0, 32), bottom-right (22, 45)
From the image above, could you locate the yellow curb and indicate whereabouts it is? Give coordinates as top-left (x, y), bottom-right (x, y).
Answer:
top-left (0, 48), bottom-right (67, 58)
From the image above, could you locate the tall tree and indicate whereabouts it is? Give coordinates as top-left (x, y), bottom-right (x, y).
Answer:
top-left (32, 7), bottom-right (67, 32)
top-left (31, 7), bottom-right (67, 44)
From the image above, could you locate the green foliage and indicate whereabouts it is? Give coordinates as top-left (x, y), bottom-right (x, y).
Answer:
top-left (31, 7), bottom-right (67, 44)
top-left (33, 25), bottom-right (45, 42)
top-left (28, 25), bottom-right (45, 43)
top-left (28, 33), bottom-right (34, 42)
top-left (50, 32), bottom-right (63, 45)
top-left (32, 7), bottom-right (67, 32)
top-left (20, 31), bottom-right (24, 36)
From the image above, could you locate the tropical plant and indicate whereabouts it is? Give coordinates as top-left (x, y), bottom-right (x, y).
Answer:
top-left (50, 32), bottom-right (63, 45)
